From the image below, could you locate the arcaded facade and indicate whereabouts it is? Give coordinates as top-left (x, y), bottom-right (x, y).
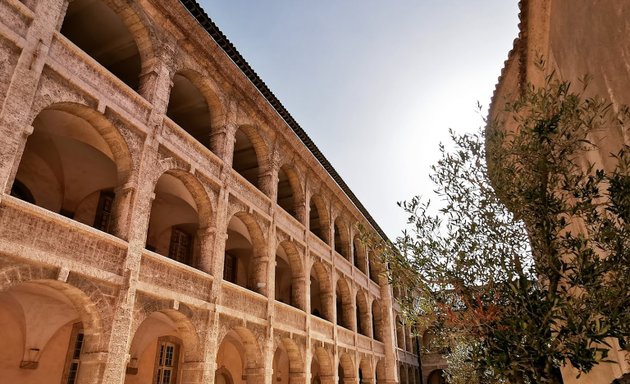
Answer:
top-left (490, 1), bottom-right (630, 383)
top-left (0, 0), bottom-right (424, 383)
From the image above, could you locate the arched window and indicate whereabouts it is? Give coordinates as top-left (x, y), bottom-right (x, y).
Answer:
top-left (309, 195), bottom-right (329, 244)
top-left (372, 300), bottom-right (384, 341)
top-left (310, 262), bottom-right (332, 321)
top-left (61, 0), bottom-right (142, 90)
top-left (277, 166), bottom-right (298, 219)
top-left (275, 242), bottom-right (305, 310)
top-left (335, 279), bottom-right (353, 330)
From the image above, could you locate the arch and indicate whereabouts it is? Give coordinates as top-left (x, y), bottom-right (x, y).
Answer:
top-left (60, 0), bottom-right (155, 92)
top-left (352, 235), bottom-right (367, 275)
top-left (0, 278), bottom-right (107, 384)
top-left (356, 291), bottom-right (371, 337)
top-left (311, 346), bottom-right (333, 383)
top-left (125, 308), bottom-right (201, 384)
top-left (375, 359), bottom-right (386, 384)
top-left (338, 352), bottom-right (356, 382)
top-left (232, 125), bottom-right (269, 191)
top-left (277, 164), bottom-right (303, 221)
top-left (396, 316), bottom-right (406, 351)
top-left (335, 277), bottom-right (353, 330)
top-left (273, 338), bottom-right (305, 384)
top-left (216, 327), bottom-right (264, 384)
top-left (309, 261), bottom-right (332, 321)
top-left (333, 218), bottom-right (350, 261)
top-left (371, 300), bottom-right (384, 342)
top-left (166, 69), bottom-right (227, 151)
top-left (427, 369), bottom-right (446, 384)
top-left (359, 358), bottom-right (374, 383)
top-left (275, 241), bottom-right (306, 310)
top-left (146, 170), bottom-right (213, 270)
top-left (224, 211), bottom-right (268, 295)
top-left (13, 103), bottom-right (133, 237)
top-left (368, 251), bottom-right (383, 285)
top-left (309, 194), bottom-right (329, 244)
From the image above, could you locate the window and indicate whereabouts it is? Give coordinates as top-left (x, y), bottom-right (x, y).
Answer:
top-left (61, 323), bottom-right (84, 384)
top-left (154, 339), bottom-right (179, 384)
top-left (223, 253), bottom-right (236, 283)
top-left (94, 190), bottom-right (114, 232)
top-left (168, 228), bottom-right (191, 264)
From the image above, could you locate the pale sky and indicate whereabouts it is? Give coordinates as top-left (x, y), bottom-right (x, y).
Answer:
top-left (197, 0), bottom-right (520, 238)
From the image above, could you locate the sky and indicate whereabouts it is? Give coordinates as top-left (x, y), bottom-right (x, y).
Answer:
top-left (197, 0), bottom-right (520, 239)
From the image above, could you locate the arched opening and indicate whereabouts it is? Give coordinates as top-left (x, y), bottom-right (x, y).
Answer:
top-left (146, 173), bottom-right (201, 267)
top-left (216, 328), bottom-right (263, 384)
top-left (277, 166), bottom-right (299, 218)
top-left (309, 195), bottom-right (329, 244)
top-left (0, 282), bottom-right (101, 384)
top-left (359, 358), bottom-right (374, 384)
top-left (375, 360), bottom-right (386, 384)
top-left (166, 73), bottom-right (212, 150)
top-left (396, 316), bottom-right (406, 351)
top-left (333, 219), bottom-right (349, 261)
top-left (275, 242), bottom-right (305, 310)
top-left (311, 347), bottom-right (332, 384)
top-left (368, 252), bottom-right (381, 284)
top-left (372, 300), bottom-right (384, 342)
top-left (12, 106), bottom-right (129, 237)
top-left (356, 291), bottom-right (370, 337)
top-left (310, 262), bottom-right (332, 322)
top-left (335, 278), bottom-right (353, 330)
top-left (338, 353), bottom-right (355, 383)
top-left (125, 310), bottom-right (197, 384)
top-left (272, 345), bottom-right (290, 384)
top-left (427, 369), bottom-right (446, 384)
top-left (399, 365), bottom-right (407, 384)
top-left (352, 236), bottom-right (367, 274)
top-left (224, 213), bottom-right (267, 295)
top-left (61, 0), bottom-right (142, 91)
top-left (232, 128), bottom-right (261, 189)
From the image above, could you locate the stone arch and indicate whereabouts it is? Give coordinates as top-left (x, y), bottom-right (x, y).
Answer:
top-left (273, 337), bottom-right (305, 384)
top-left (14, 102), bottom-right (135, 238)
top-left (396, 315), bottom-right (406, 351)
top-left (275, 240), bottom-right (306, 310)
top-left (232, 124), bottom-right (270, 191)
top-left (309, 261), bottom-right (333, 321)
top-left (224, 210), bottom-right (268, 295)
top-left (60, 0), bottom-right (156, 92)
top-left (126, 305), bottom-right (202, 383)
top-left (0, 271), bottom-right (110, 383)
top-left (335, 277), bottom-right (354, 330)
top-left (308, 193), bottom-right (330, 244)
top-left (375, 359), bottom-right (386, 384)
top-left (166, 69), bottom-right (227, 151)
top-left (311, 346), bottom-right (334, 383)
top-left (333, 216), bottom-right (350, 261)
top-left (352, 234), bottom-right (367, 275)
top-left (359, 357), bottom-right (374, 383)
top-left (368, 251), bottom-right (384, 285)
top-left (371, 299), bottom-right (384, 342)
top-left (276, 162), bottom-right (304, 222)
top-left (356, 290), bottom-right (371, 337)
top-left (338, 352), bottom-right (356, 382)
top-left (216, 326), bottom-right (264, 384)
top-left (426, 369), bottom-right (445, 384)
top-left (146, 167), bottom-right (214, 269)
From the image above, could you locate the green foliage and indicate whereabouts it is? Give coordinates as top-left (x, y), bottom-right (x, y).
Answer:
top-left (382, 75), bottom-right (630, 384)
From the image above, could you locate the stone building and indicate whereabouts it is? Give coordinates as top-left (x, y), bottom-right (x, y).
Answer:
top-left (490, 0), bottom-right (630, 383)
top-left (0, 0), bottom-right (423, 383)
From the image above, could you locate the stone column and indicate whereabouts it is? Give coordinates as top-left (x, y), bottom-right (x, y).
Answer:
top-left (245, 367), bottom-right (266, 384)
top-left (292, 275), bottom-right (307, 311)
top-left (0, 0), bottom-right (67, 195)
top-left (201, 310), bottom-right (221, 384)
top-left (197, 226), bottom-right (216, 274)
top-left (210, 123), bottom-right (238, 166)
top-left (110, 183), bottom-right (136, 241)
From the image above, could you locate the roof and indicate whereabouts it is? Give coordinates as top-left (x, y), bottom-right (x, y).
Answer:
top-left (179, 0), bottom-right (389, 241)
